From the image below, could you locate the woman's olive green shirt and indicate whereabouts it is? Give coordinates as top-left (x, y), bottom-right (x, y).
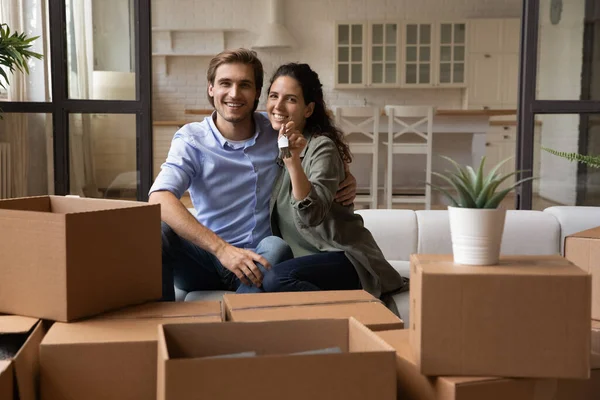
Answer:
top-left (269, 133), bottom-right (407, 298)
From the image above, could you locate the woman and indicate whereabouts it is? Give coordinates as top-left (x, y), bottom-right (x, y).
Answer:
top-left (261, 63), bottom-right (407, 300)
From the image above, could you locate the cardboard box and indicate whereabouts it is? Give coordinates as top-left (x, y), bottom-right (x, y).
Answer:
top-left (0, 195), bottom-right (162, 322)
top-left (40, 301), bottom-right (222, 400)
top-left (376, 329), bottom-right (558, 400)
top-left (0, 361), bottom-right (13, 400)
top-left (410, 254), bottom-right (591, 378)
top-left (157, 318), bottom-right (397, 400)
top-left (565, 227), bottom-right (600, 320)
top-left (223, 290), bottom-right (404, 331)
top-left (0, 315), bottom-right (49, 400)
top-left (555, 354), bottom-right (600, 400)
top-left (592, 320), bottom-right (600, 354)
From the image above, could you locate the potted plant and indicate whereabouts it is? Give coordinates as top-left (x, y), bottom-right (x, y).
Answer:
top-left (428, 156), bottom-right (535, 265)
top-left (542, 148), bottom-right (600, 169)
top-left (0, 23), bottom-right (42, 91)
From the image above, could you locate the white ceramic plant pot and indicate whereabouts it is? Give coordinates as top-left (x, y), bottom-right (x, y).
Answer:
top-left (448, 206), bottom-right (507, 266)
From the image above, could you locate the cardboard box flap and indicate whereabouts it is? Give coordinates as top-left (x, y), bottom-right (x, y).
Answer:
top-left (0, 360), bottom-right (13, 399)
top-left (0, 360), bottom-right (10, 373)
top-left (0, 316), bottom-right (39, 334)
top-left (566, 226), bottom-right (600, 240)
top-left (414, 254), bottom-right (588, 277)
top-left (94, 301), bottom-right (222, 320)
top-left (49, 196), bottom-right (157, 214)
top-left (0, 196), bottom-right (50, 212)
top-left (42, 315), bottom-right (221, 345)
top-left (12, 320), bottom-right (47, 400)
top-left (224, 290), bottom-right (377, 311)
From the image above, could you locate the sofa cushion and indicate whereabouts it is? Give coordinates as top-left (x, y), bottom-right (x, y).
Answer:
top-left (184, 290), bottom-right (232, 302)
top-left (355, 209), bottom-right (418, 262)
top-left (416, 209), bottom-right (561, 256)
top-left (389, 260), bottom-right (410, 279)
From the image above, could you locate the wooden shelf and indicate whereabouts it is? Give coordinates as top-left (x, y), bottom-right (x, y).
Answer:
top-left (152, 28), bottom-right (246, 75)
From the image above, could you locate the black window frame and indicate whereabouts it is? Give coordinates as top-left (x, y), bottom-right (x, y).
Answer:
top-left (1, 0), bottom-right (153, 201)
top-left (517, 0), bottom-right (600, 209)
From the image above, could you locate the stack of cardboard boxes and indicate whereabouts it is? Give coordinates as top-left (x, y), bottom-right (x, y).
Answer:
top-left (375, 253), bottom-right (600, 400)
top-left (2, 195), bottom-right (600, 400)
top-left (0, 195), bottom-right (168, 399)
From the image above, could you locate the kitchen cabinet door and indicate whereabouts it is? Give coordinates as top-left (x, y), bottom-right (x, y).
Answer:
top-left (469, 19), bottom-right (503, 54)
top-left (335, 22), bottom-right (367, 88)
top-left (485, 128), bottom-right (517, 191)
top-left (369, 22), bottom-right (400, 87)
top-left (438, 22), bottom-right (467, 86)
top-left (402, 22), bottom-right (433, 86)
top-left (501, 53), bottom-right (520, 108)
top-left (501, 19), bottom-right (521, 53)
top-left (468, 53), bottom-right (503, 109)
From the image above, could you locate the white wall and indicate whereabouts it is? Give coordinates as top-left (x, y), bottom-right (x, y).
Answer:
top-left (150, 0), bottom-right (522, 121)
top-left (537, 0), bottom-right (586, 205)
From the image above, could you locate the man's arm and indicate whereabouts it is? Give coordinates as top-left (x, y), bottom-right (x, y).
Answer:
top-left (149, 190), bottom-right (268, 286)
top-left (334, 163), bottom-right (357, 206)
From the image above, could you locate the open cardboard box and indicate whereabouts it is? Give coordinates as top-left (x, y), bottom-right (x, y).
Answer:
top-left (223, 290), bottom-right (403, 331)
top-left (0, 195), bottom-right (162, 322)
top-left (565, 227), bottom-right (600, 320)
top-left (0, 315), bottom-right (50, 400)
top-left (157, 318), bottom-right (397, 400)
top-left (40, 301), bottom-right (222, 400)
top-left (410, 254), bottom-right (591, 378)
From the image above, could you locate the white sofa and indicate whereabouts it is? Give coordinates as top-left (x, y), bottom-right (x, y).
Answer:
top-left (179, 206), bottom-right (600, 327)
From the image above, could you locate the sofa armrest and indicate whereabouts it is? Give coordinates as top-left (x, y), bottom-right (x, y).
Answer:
top-left (544, 206), bottom-right (600, 254)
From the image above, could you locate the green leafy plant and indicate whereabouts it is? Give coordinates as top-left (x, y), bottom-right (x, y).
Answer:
top-left (427, 156), bottom-right (536, 209)
top-left (0, 23), bottom-right (43, 90)
top-left (542, 147), bottom-right (600, 169)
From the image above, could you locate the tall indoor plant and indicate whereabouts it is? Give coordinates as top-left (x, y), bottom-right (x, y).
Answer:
top-left (0, 23), bottom-right (42, 91)
top-left (428, 156), bottom-right (535, 265)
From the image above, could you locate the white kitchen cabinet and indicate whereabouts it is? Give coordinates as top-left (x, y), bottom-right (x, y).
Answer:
top-left (437, 22), bottom-right (467, 86)
top-left (335, 22), bottom-right (367, 88)
top-left (469, 19), bottom-right (503, 54)
top-left (467, 18), bottom-right (520, 110)
top-left (484, 123), bottom-right (541, 193)
top-left (501, 19), bottom-right (521, 54)
top-left (402, 22), bottom-right (433, 86)
top-left (335, 20), bottom-right (468, 88)
top-left (468, 53), bottom-right (503, 108)
top-left (368, 22), bottom-right (400, 87)
top-left (501, 53), bottom-right (520, 108)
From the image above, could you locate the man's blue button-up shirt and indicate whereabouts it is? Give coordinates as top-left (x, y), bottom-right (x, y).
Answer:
top-left (149, 112), bottom-right (280, 250)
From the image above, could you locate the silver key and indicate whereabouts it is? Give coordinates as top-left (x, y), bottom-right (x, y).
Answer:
top-left (278, 133), bottom-right (291, 159)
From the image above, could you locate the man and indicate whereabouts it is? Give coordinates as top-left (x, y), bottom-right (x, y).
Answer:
top-left (149, 49), bottom-right (356, 301)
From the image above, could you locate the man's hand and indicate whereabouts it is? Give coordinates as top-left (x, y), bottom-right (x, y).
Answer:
top-left (335, 164), bottom-right (357, 206)
top-left (215, 244), bottom-right (271, 287)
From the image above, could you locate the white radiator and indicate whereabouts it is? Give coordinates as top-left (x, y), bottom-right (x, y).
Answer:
top-left (0, 143), bottom-right (10, 199)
